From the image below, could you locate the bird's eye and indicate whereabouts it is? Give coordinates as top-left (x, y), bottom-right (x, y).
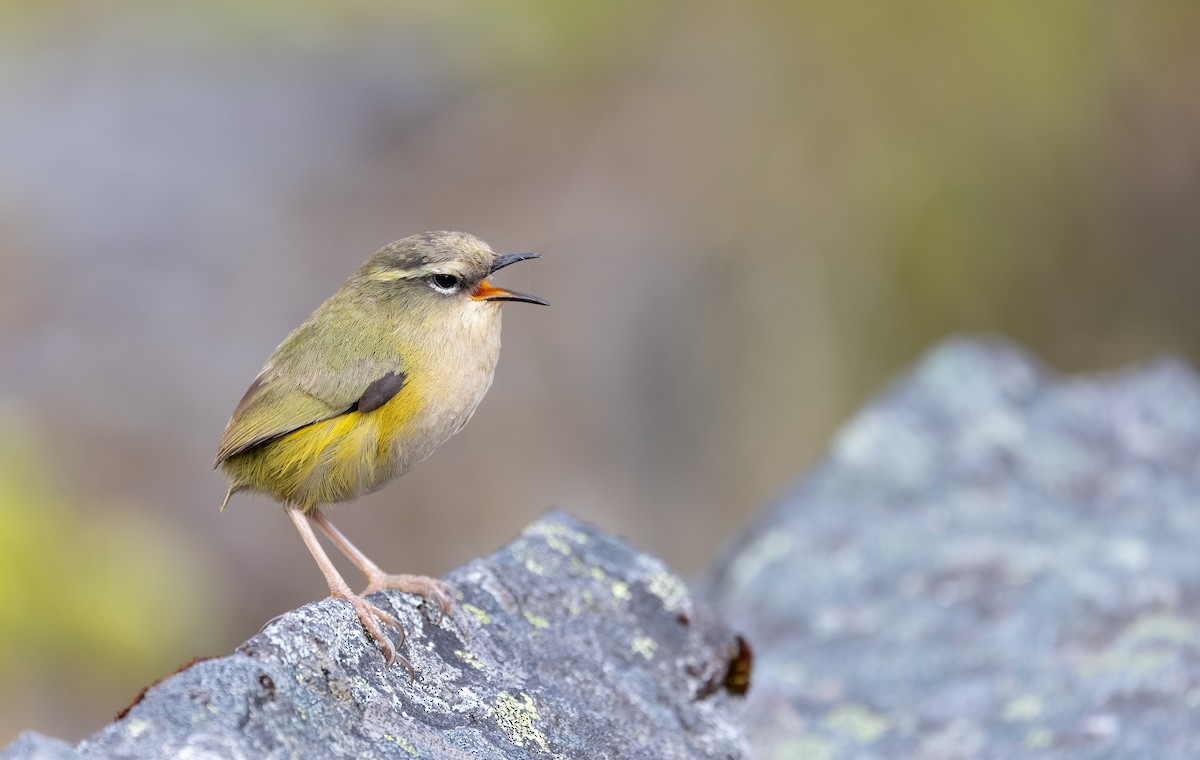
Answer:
top-left (428, 273), bottom-right (461, 293)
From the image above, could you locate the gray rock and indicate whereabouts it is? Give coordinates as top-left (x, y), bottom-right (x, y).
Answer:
top-left (0, 734), bottom-right (84, 760)
top-left (707, 337), bottom-right (1200, 759)
top-left (4, 512), bottom-right (749, 760)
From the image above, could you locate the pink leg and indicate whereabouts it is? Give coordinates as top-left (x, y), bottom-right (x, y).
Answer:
top-left (287, 507), bottom-right (411, 673)
top-left (310, 511), bottom-right (458, 624)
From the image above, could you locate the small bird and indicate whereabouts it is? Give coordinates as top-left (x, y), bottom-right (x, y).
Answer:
top-left (215, 231), bottom-right (546, 669)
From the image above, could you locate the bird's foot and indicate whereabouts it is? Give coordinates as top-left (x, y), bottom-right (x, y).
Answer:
top-left (332, 588), bottom-right (413, 679)
top-left (362, 573), bottom-right (466, 632)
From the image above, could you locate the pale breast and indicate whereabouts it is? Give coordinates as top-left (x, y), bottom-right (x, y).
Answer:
top-left (370, 305), bottom-right (503, 489)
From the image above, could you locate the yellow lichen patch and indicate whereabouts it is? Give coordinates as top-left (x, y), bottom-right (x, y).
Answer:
top-left (523, 610), bottom-right (550, 629)
top-left (462, 603), bottom-right (492, 625)
top-left (524, 520), bottom-right (588, 556)
top-left (512, 542), bottom-right (556, 577)
top-left (455, 649), bottom-right (484, 669)
top-left (646, 571), bottom-right (689, 613)
top-left (821, 704), bottom-right (890, 743)
top-left (382, 734), bottom-right (420, 757)
top-left (494, 691), bottom-right (551, 754)
top-left (631, 635), bottom-right (658, 660)
top-left (581, 565), bottom-right (633, 604)
top-left (523, 518), bottom-right (588, 554)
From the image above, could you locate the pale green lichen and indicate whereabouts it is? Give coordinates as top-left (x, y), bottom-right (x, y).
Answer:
top-left (725, 529), bottom-right (794, 594)
top-left (1022, 727), bottom-right (1054, 750)
top-left (462, 603), bottom-right (492, 625)
top-left (126, 719), bottom-right (150, 738)
top-left (646, 570), bottom-right (689, 613)
top-left (382, 734), bottom-right (419, 757)
top-left (770, 735), bottom-right (836, 760)
top-left (523, 610), bottom-right (550, 629)
top-left (506, 535), bottom-right (566, 578)
top-left (1188, 689), bottom-right (1200, 708)
top-left (524, 520), bottom-right (589, 556)
top-left (1084, 648), bottom-right (1174, 677)
top-left (577, 560), bottom-right (634, 604)
top-left (512, 542), bottom-right (556, 577)
top-left (1077, 612), bottom-right (1199, 679)
top-left (567, 555), bottom-right (590, 577)
top-left (494, 692), bottom-right (551, 754)
top-left (1003, 695), bottom-right (1044, 722)
top-left (455, 649), bottom-right (484, 669)
top-left (327, 676), bottom-right (353, 702)
top-left (631, 635), bottom-right (658, 660)
top-left (821, 704), bottom-right (890, 743)
top-left (773, 659), bottom-right (807, 686)
top-left (1123, 612), bottom-right (1196, 644)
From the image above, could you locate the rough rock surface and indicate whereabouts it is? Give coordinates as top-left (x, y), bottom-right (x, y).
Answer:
top-left (4, 512), bottom-right (749, 759)
top-left (708, 337), bottom-right (1200, 759)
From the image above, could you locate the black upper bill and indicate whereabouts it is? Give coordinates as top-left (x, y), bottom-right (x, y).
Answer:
top-left (490, 252), bottom-right (541, 273)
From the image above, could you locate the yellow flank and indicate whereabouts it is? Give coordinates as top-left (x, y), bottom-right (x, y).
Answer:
top-left (222, 379), bottom-right (425, 510)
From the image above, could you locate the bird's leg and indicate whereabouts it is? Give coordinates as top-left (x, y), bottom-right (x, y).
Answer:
top-left (310, 511), bottom-right (458, 626)
top-left (286, 507), bottom-right (411, 673)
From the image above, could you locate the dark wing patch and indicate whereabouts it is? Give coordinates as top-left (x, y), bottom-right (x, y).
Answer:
top-left (354, 370), bottom-right (408, 413)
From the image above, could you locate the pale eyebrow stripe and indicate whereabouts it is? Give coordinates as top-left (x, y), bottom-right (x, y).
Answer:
top-left (368, 269), bottom-right (406, 282)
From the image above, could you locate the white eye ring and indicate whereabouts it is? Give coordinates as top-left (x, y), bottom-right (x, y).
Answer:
top-left (427, 273), bottom-right (462, 294)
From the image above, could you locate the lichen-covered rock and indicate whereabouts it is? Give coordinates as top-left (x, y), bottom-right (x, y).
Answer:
top-left (707, 337), bottom-right (1200, 759)
top-left (3, 512), bottom-right (748, 760)
top-left (0, 734), bottom-right (82, 760)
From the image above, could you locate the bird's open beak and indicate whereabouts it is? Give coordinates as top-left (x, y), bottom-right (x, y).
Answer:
top-left (490, 252), bottom-right (540, 273)
top-left (472, 252), bottom-right (548, 305)
top-left (471, 281), bottom-right (548, 305)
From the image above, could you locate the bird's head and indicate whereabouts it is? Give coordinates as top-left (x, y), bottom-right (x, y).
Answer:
top-left (355, 232), bottom-right (547, 321)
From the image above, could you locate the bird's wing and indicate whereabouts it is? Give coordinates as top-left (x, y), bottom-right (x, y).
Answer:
top-left (214, 317), bottom-right (407, 466)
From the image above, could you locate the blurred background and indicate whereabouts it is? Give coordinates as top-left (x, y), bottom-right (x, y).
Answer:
top-left (2, 0), bottom-right (1200, 743)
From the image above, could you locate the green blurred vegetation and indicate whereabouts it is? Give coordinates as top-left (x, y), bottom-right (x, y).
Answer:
top-left (0, 419), bottom-right (214, 734)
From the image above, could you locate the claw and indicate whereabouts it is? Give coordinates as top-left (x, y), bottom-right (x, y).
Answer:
top-left (334, 590), bottom-right (412, 675)
top-left (362, 574), bottom-right (460, 628)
